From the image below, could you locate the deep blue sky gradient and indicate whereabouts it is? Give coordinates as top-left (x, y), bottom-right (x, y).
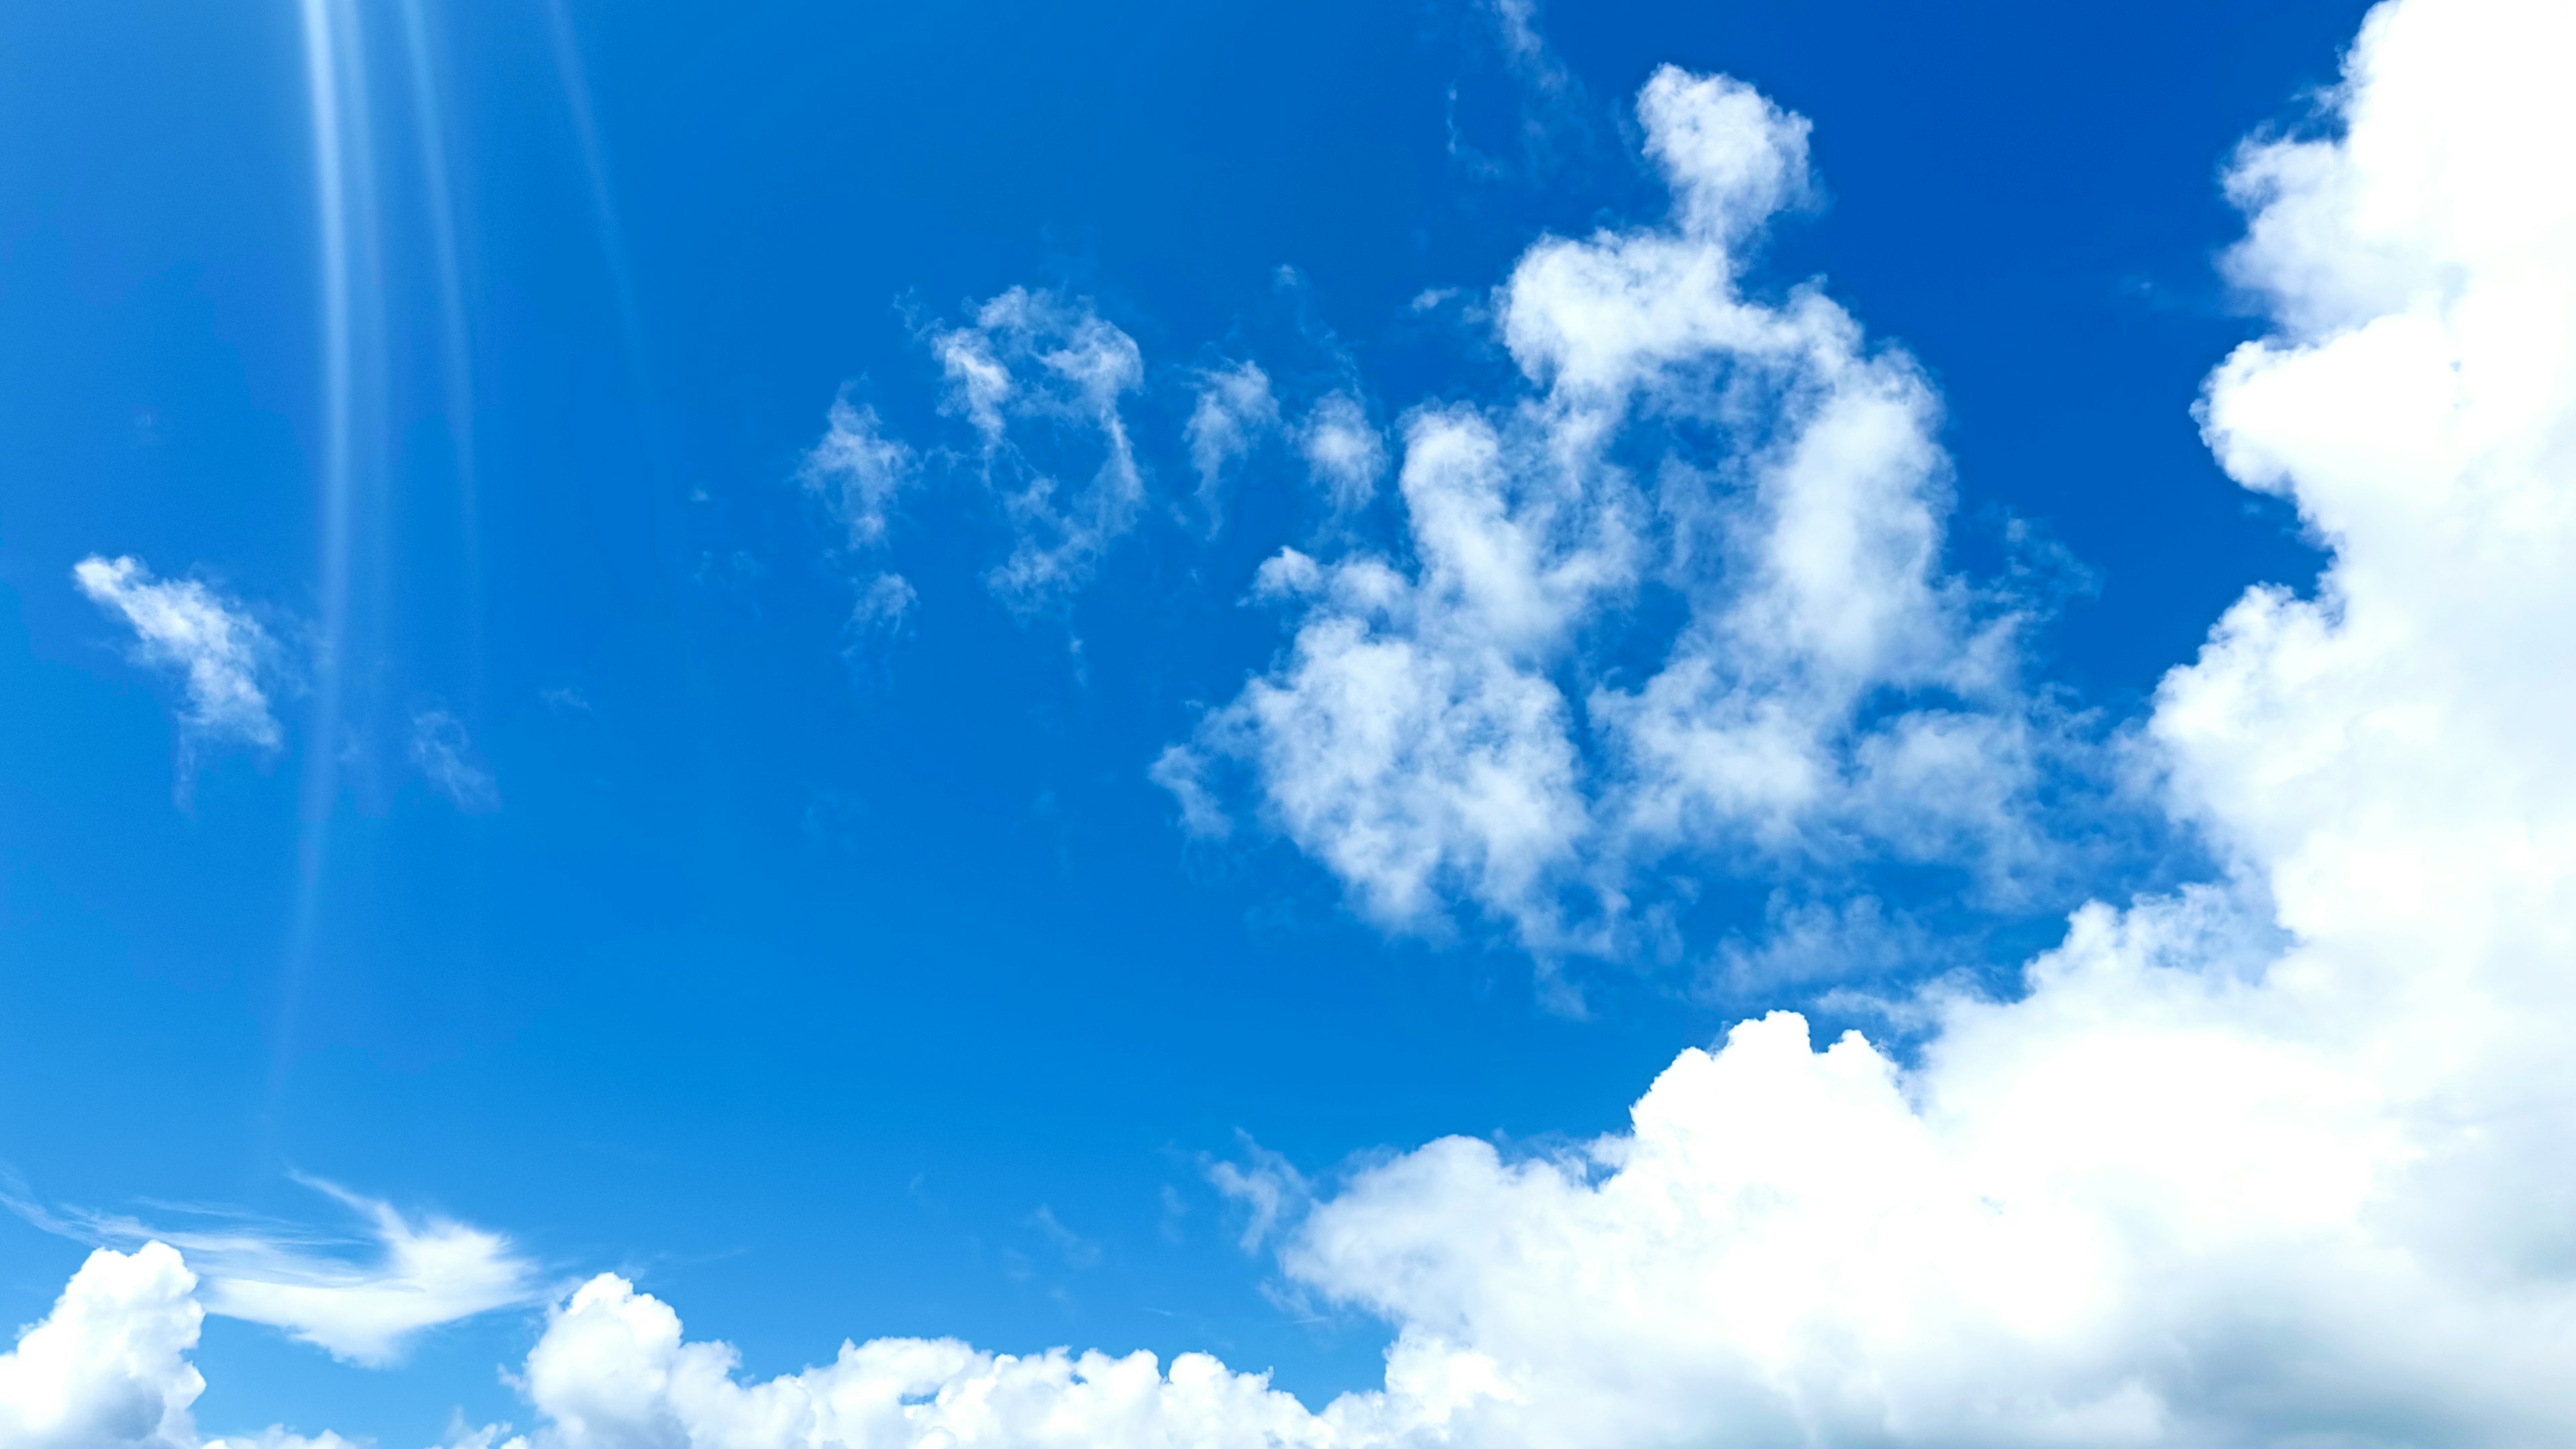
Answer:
top-left (0, 1), bottom-right (2369, 1440)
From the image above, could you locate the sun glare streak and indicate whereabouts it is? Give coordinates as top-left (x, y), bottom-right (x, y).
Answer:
top-left (396, 0), bottom-right (484, 708)
top-left (541, 0), bottom-right (649, 380)
top-left (278, 0), bottom-right (387, 1111)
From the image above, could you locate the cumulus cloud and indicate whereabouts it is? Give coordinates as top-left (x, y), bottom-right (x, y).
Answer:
top-left (410, 707), bottom-right (500, 813)
top-left (73, 555), bottom-right (283, 767)
top-left (1183, 360), bottom-right (1279, 531)
top-left (0, 1242), bottom-right (205, 1449)
top-left (931, 287), bottom-right (1148, 609)
top-left (456, 2), bottom-right (2576, 1441)
top-left (1293, 392), bottom-right (1386, 512)
top-left (0, 1244), bottom-right (366, 1449)
top-left (1167, 66), bottom-right (2039, 945)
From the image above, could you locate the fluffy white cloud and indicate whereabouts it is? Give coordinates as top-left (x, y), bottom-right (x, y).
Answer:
top-left (1293, 392), bottom-right (1385, 513)
top-left (460, 1), bottom-right (2576, 1442)
top-left (932, 287), bottom-right (1148, 609)
top-left (1260, 0), bottom-right (2576, 1440)
top-left (0, 1244), bottom-right (205, 1449)
top-left (73, 555), bottom-right (282, 760)
top-left (0, 1244), bottom-right (366, 1449)
top-left (1167, 66), bottom-right (2037, 943)
top-left (1184, 360), bottom-right (1280, 531)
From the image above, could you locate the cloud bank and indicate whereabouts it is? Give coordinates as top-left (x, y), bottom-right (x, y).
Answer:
top-left (28, 0), bottom-right (2576, 1443)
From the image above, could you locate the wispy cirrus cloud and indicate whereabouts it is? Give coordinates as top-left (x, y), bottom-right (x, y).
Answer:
top-left (9, 1177), bottom-right (541, 1369)
top-left (930, 286), bottom-right (1148, 611)
top-left (409, 706), bottom-right (500, 813)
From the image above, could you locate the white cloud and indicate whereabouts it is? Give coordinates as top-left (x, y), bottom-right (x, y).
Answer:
top-left (931, 287), bottom-right (1148, 609)
top-left (1183, 360), bottom-right (1279, 531)
top-left (0, 1243), bottom-right (365, 1449)
top-left (1293, 392), bottom-right (1386, 512)
top-left (191, 1187), bottom-right (540, 1367)
top-left (410, 707), bottom-right (500, 813)
top-left (73, 555), bottom-right (282, 761)
top-left (1168, 66), bottom-right (2039, 945)
top-left (0, 1243), bottom-right (205, 1449)
top-left (798, 394), bottom-right (922, 641)
top-left (472, 1), bottom-right (2576, 1441)
top-left (802, 394), bottom-right (918, 551)
top-left (28, 1179), bottom-right (543, 1369)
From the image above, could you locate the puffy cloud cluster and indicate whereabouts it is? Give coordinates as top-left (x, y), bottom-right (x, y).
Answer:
top-left (30, 0), bottom-right (2576, 1443)
top-left (1292, 392), bottom-right (1386, 513)
top-left (930, 287), bottom-right (1148, 610)
top-left (0, 1244), bottom-right (363, 1449)
top-left (1275, 0), bottom-right (2576, 1439)
top-left (800, 394), bottom-right (922, 634)
top-left (1184, 361), bottom-right (1281, 532)
top-left (462, 0), bottom-right (2576, 1440)
top-left (73, 555), bottom-right (283, 771)
top-left (1164, 67), bottom-right (2040, 943)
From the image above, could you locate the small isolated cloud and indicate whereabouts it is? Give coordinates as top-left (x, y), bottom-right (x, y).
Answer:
top-left (1293, 391), bottom-right (1386, 511)
top-left (928, 286), bottom-right (1148, 610)
top-left (847, 570), bottom-right (917, 639)
top-left (1205, 1135), bottom-right (1311, 1253)
top-left (1183, 359), bottom-right (1279, 532)
top-left (1028, 1205), bottom-right (1103, 1270)
top-left (73, 555), bottom-right (282, 771)
top-left (800, 392), bottom-right (916, 551)
top-left (409, 708), bottom-right (499, 813)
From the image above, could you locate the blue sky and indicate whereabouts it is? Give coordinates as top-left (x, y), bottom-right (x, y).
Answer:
top-left (11, 1), bottom-right (2576, 1446)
